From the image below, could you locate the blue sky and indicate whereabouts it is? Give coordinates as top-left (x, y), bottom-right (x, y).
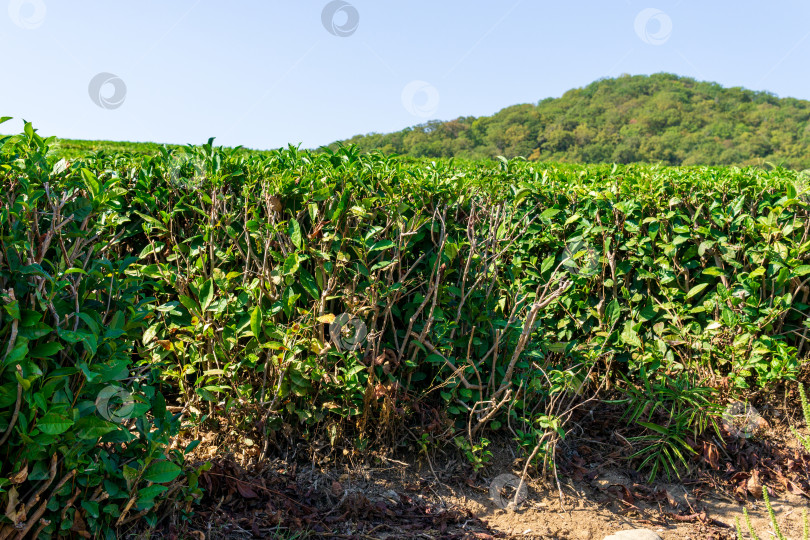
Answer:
top-left (2, 1), bottom-right (809, 149)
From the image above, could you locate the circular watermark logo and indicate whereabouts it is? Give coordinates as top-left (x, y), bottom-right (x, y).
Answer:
top-left (321, 0), bottom-right (359, 37)
top-left (489, 473), bottom-right (528, 509)
top-left (88, 72), bottom-right (127, 110)
top-left (401, 80), bottom-right (440, 119)
top-left (563, 238), bottom-right (599, 277)
top-left (722, 401), bottom-right (766, 439)
top-left (167, 150), bottom-right (206, 186)
top-left (329, 313), bottom-right (367, 351)
top-left (8, 0), bottom-right (46, 29)
top-left (95, 385), bottom-right (136, 423)
top-left (634, 8), bottom-right (672, 46)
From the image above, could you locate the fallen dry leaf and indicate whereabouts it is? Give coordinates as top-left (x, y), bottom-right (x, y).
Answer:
top-left (747, 469), bottom-right (763, 498)
top-left (236, 480), bottom-right (258, 498)
top-left (788, 481), bottom-right (809, 498)
top-left (703, 442), bottom-right (720, 470)
top-left (665, 489), bottom-right (678, 507)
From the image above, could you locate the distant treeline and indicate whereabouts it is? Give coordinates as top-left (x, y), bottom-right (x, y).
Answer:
top-left (333, 73), bottom-right (810, 169)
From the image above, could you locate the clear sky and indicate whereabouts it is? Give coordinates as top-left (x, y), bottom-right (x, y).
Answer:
top-left (2, 1), bottom-right (809, 150)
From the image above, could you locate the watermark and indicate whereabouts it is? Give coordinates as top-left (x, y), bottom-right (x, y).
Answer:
top-left (489, 473), bottom-right (528, 509)
top-left (88, 72), bottom-right (127, 110)
top-left (329, 312), bottom-right (367, 351)
top-left (563, 237), bottom-right (599, 277)
top-left (401, 80), bottom-right (440, 119)
top-left (95, 385), bottom-right (136, 423)
top-left (167, 149), bottom-right (206, 186)
top-left (8, 0), bottom-right (46, 29)
top-left (321, 0), bottom-right (359, 37)
top-left (634, 8), bottom-right (672, 46)
top-left (722, 401), bottom-right (766, 439)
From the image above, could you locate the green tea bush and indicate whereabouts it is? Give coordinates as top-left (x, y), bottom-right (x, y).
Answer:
top-left (122, 140), bottom-right (810, 477)
top-left (0, 121), bottom-right (194, 538)
top-left (3, 118), bottom-right (810, 535)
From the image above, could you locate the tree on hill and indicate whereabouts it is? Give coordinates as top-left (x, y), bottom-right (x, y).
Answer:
top-left (332, 73), bottom-right (810, 169)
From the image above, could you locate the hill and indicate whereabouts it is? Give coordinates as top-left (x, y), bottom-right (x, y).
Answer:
top-left (333, 73), bottom-right (810, 168)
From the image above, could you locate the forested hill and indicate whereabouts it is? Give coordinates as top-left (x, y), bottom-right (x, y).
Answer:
top-left (332, 73), bottom-right (810, 169)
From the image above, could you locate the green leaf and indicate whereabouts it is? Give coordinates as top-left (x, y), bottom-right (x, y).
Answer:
top-left (289, 219), bottom-right (303, 250)
top-left (637, 421), bottom-right (669, 435)
top-left (685, 283), bottom-right (709, 300)
top-left (80, 500), bottom-right (100, 518)
top-left (298, 267), bottom-right (319, 299)
top-left (2, 300), bottom-right (20, 320)
top-left (749, 267), bottom-right (766, 278)
top-left (540, 208), bottom-right (560, 220)
top-left (702, 267), bottom-right (724, 276)
top-left (370, 259), bottom-right (395, 272)
top-left (250, 306), bottom-right (262, 338)
top-left (196, 387), bottom-right (217, 401)
top-left (4, 342), bottom-right (28, 366)
top-left (331, 191), bottom-right (349, 221)
top-left (152, 391), bottom-right (167, 420)
top-left (74, 416), bottom-right (117, 439)
top-left (178, 295), bottom-right (201, 315)
top-left (77, 312), bottom-right (100, 335)
top-left (143, 325), bottom-right (159, 345)
top-left (18, 323), bottom-right (53, 340)
top-left (136, 484), bottom-right (168, 507)
top-left (639, 304), bottom-right (658, 321)
top-left (793, 265), bottom-right (810, 277)
top-left (185, 440), bottom-right (201, 454)
top-left (620, 321), bottom-right (642, 348)
top-left (540, 255), bottom-right (554, 275)
top-left (20, 264), bottom-right (50, 278)
top-left (564, 213), bottom-right (580, 226)
top-left (143, 460), bottom-right (182, 484)
top-left (156, 301), bottom-right (180, 313)
top-left (37, 412), bottom-right (74, 435)
top-left (605, 299), bottom-right (620, 328)
top-left (57, 328), bottom-right (84, 343)
top-left (123, 464), bottom-right (139, 491)
top-left (80, 168), bottom-right (100, 199)
top-left (282, 253), bottom-right (300, 275)
top-left (19, 310), bottom-right (42, 327)
top-left (199, 279), bottom-right (215, 311)
top-left (29, 342), bottom-right (63, 358)
top-left (82, 333), bottom-right (98, 357)
top-left (369, 240), bottom-right (395, 252)
top-left (514, 188), bottom-right (531, 206)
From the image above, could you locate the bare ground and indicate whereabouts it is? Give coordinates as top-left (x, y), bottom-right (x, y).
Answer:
top-left (156, 386), bottom-right (810, 539)
top-left (180, 445), bottom-right (808, 539)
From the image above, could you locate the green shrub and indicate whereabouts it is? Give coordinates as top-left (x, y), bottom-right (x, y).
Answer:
top-left (0, 121), bottom-right (193, 538)
top-left (121, 140), bottom-right (810, 475)
top-left (4, 117), bottom-right (810, 525)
